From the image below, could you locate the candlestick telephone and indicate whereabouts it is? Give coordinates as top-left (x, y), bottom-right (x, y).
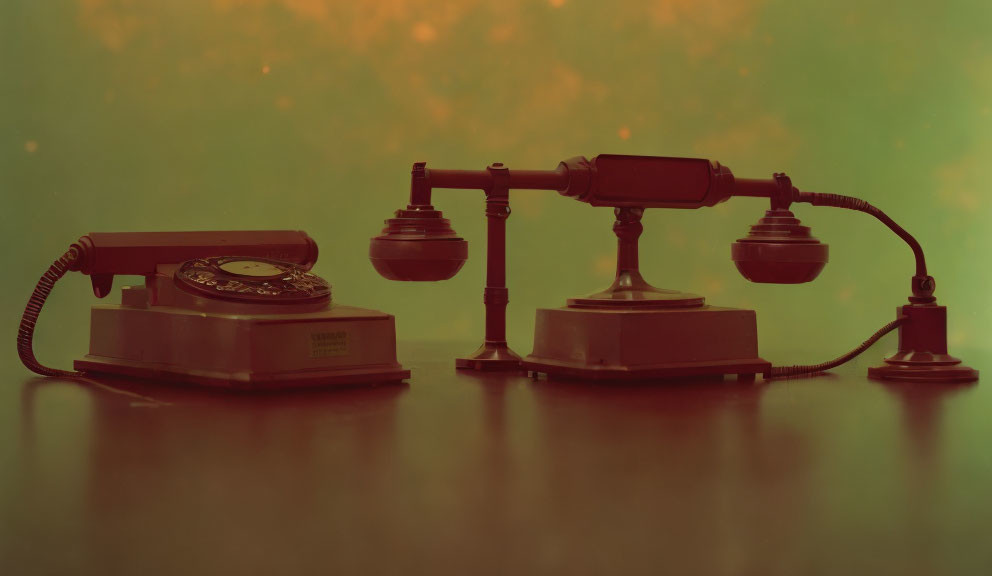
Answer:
top-left (370, 154), bottom-right (978, 383)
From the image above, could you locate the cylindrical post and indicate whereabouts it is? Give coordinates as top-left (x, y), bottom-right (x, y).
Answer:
top-left (455, 163), bottom-right (522, 370)
top-left (614, 207), bottom-right (643, 279)
top-left (484, 200), bottom-right (509, 344)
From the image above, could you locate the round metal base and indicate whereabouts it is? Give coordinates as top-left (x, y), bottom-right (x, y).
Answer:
top-left (568, 288), bottom-right (704, 309)
top-left (868, 356), bottom-right (979, 383)
top-left (456, 342), bottom-right (523, 371)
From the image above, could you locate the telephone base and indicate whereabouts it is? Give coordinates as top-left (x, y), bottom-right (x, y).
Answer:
top-left (74, 357), bottom-right (410, 390)
top-left (522, 305), bottom-right (770, 381)
top-left (77, 302), bottom-right (409, 390)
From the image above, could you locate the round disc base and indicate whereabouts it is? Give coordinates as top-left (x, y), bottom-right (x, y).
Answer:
top-left (568, 288), bottom-right (704, 309)
top-left (456, 342), bottom-right (523, 371)
top-left (868, 363), bottom-right (979, 383)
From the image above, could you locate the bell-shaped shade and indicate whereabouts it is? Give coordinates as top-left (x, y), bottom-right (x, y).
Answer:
top-left (731, 209), bottom-right (828, 284)
top-left (369, 207), bottom-right (468, 281)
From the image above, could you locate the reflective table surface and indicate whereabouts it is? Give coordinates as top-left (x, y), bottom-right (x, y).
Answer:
top-left (2, 343), bottom-right (990, 575)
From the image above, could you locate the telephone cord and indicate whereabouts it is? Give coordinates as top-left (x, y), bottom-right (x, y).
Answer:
top-left (796, 191), bottom-right (928, 281)
top-left (766, 315), bottom-right (907, 379)
top-left (763, 189), bottom-right (928, 378)
top-left (17, 247), bottom-right (85, 377)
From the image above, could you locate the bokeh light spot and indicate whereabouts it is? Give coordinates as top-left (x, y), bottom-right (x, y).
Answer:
top-left (949, 329), bottom-right (967, 347)
top-left (697, 275), bottom-right (724, 296)
top-left (936, 155), bottom-right (984, 212)
top-left (24, 141), bottom-right (39, 153)
top-left (593, 253), bottom-right (615, 279)
top-left (836, 285), bottom-right (855, 302)
top-left (431, 311), bottom-right (473, 340)
top-left (488, 24), bottom-right (516, 43)
top-left (665, 226), bottom-right (687, 248)
top-left (514, 193), bottom-right (548, 220)
top-left (412, 22), bottom-right (437, 44)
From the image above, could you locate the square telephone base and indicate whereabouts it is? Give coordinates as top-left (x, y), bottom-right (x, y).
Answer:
top-left (522, 305), bottom-right (771, 381)
top-left (74, 302), bottom-right (410, 390)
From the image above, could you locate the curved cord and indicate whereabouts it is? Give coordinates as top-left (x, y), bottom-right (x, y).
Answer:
top-left (796, 191), bottom-right (928, 280)
top-left (765, 189), bottom-right (926, 379)
top-left (766, 316), bottom-right (906, 379)
top-left (17, 247), bottom-right (85, 378)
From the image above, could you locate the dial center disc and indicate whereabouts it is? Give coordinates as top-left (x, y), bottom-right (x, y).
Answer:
top-left (175, 256), bottom-right (331, 304)
top-left (218, 260), bottom-right (285, 277)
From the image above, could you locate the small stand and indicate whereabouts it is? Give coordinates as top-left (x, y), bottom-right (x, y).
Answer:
top-left (868, 297), bottom-right (978, 382)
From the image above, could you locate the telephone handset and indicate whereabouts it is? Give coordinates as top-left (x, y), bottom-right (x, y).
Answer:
top-left (18, 231), bottom-right (409, 389)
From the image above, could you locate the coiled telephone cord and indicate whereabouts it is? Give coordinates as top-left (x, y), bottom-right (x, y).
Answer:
top-left (17, 247), bottom-right (84, 377)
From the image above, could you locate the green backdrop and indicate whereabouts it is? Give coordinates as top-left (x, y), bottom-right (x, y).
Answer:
top-left (2, 0), bottom-right (989, 373)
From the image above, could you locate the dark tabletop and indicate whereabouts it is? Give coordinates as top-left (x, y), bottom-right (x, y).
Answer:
top-left (2, 342), bottom-right (990, 576)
